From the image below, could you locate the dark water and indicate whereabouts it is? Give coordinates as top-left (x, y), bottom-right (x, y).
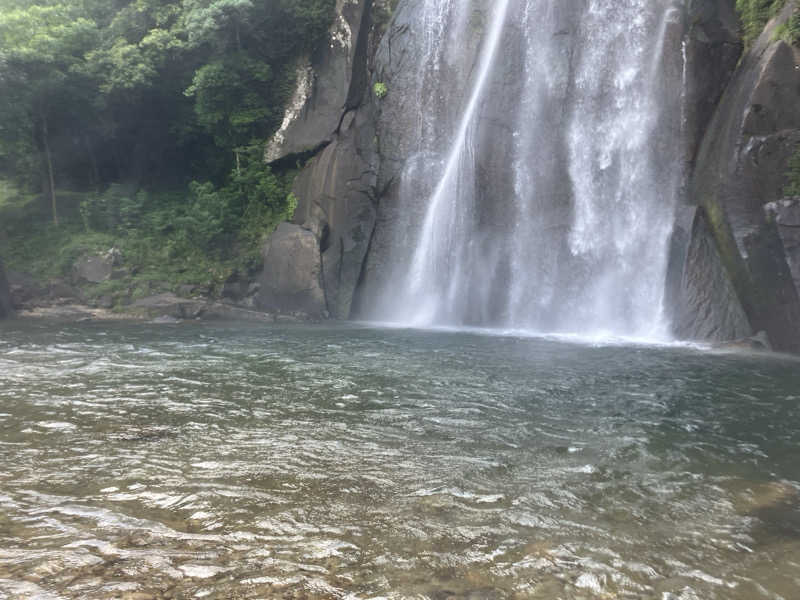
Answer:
top-left (1, 320), bottom-right (799, 599)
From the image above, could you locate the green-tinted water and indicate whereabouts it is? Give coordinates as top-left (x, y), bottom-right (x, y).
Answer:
top-left (1, 320), bottom-right (799, 599)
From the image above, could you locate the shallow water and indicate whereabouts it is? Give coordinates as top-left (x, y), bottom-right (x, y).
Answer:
top-left (1, 320), bottom-right (799, 599)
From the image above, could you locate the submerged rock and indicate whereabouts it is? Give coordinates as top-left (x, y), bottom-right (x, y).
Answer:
top-left (712, 330), bottom-right (773, 351)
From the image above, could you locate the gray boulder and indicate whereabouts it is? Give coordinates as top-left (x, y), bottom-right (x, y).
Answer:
top-left (254, 223), bottom-right (327, 318)
top-left (6, 270), bottom-right (46, 309)
top-left (130, 293), bottom-right (206, 320)
top-left (73, 248), bottom-right (121, 284)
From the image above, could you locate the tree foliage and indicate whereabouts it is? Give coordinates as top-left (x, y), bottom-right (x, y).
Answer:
top-left (0, 0), bottom-right (335, 190)
top-left (735, 0), bottom-right (787, 47)
top-left (0, 0), bottom-right (334, 295)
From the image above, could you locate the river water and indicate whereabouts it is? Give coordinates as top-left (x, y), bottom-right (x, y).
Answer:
top-left (1, 320), bottom-right (799, 599)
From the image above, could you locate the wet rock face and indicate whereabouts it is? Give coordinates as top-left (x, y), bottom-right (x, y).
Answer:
top-left (0, 259), bottom-right (12, 318)
top-left (672, 210), bottom-right (753, 342)
top-left (264, 0), bottom-right (799, 346)
top-left (766, 198), bottom-right (800, 292)
top-left (683, 0), bottom-right (742, 164)
top-left (679, 1), bottom-right (800, 352)
top-left (254, 223), bottom-right (327, 319)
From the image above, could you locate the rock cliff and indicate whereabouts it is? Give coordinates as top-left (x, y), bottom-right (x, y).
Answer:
top-left (263, 0), bottom-right (800, 351)
top-left (260, 0), bottom-right (386, 319)
top-left (673, 0), bottom-right (800, 352)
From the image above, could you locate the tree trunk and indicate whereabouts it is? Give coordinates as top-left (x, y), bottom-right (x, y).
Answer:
top-left (42, 113), bottom-right (58, 226)
top-left (84, 134), bottom-right (101, 190)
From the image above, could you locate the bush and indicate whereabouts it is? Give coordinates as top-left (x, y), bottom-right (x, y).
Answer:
top-left (736, 0), bottom-right (786, 47)
top-left (373, 82), bottom-right (388, 99)
top-left (774, 7), bottom-right (800, 45)
top-left (785, 145), bottom-right (800, 197)
top-left (3, 150), bottom-right (300, 299)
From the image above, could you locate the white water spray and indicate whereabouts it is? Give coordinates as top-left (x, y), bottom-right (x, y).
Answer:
top-left (367, 0), bottom-right (686, 340)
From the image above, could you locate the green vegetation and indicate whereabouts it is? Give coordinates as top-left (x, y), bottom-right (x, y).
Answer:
top-left (774, 6), bottom-right (800, 45)
top-left (373, 82), bottom-right (388, 100)
top-left (0, 0), bottom-right (335, 303)
top-left (735, 0), bottom-right (787, 48)
top-left (784, 145), bottom-right (800, 197)
top-left (0, 154), bottom-right (297, 305)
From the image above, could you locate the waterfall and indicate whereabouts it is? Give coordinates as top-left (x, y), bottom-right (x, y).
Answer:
top-left (365, 0), bottom-right (686, 340)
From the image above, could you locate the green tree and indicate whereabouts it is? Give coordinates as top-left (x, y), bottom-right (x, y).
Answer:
top-left (0, 1), bottom-right (98, 223)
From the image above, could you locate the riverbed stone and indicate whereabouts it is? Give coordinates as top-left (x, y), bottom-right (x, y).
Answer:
top-left (254, 223), bottom-right (327, 318)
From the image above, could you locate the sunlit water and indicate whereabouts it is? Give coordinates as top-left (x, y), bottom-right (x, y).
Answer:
top-left (1, 320), bottom-right (800, 599)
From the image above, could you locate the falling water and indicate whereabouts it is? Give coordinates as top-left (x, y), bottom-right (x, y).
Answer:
top-left (367, 0), bottom-right (685, 340)
top-left (400, 0), bottom-right (512, 325)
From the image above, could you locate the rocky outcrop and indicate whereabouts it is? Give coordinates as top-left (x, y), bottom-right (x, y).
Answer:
top-left (0, 259), bottom-right (12, 318)
top-left (129, 293), bottom-right (276, 322)
top-left (290, 108), bottom-right (377, 319)
top-left (672, 208), bottom-right (753, 341)
top-left (683, 0), bottom-right (742, 165)
top-left (675, 1), bottom-right (800, 352)
top-left (264, 0), bottom-right (380, 163)
top-left (262, 0), bottom-right (388, 319)
top-left (254, 223), bottom-right (327, 319)
top-left (766, 197), bottom-right (800, 291)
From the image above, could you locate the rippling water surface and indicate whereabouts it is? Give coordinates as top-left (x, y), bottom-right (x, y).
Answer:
top-left (1, 320), bottom-right (800, 599)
